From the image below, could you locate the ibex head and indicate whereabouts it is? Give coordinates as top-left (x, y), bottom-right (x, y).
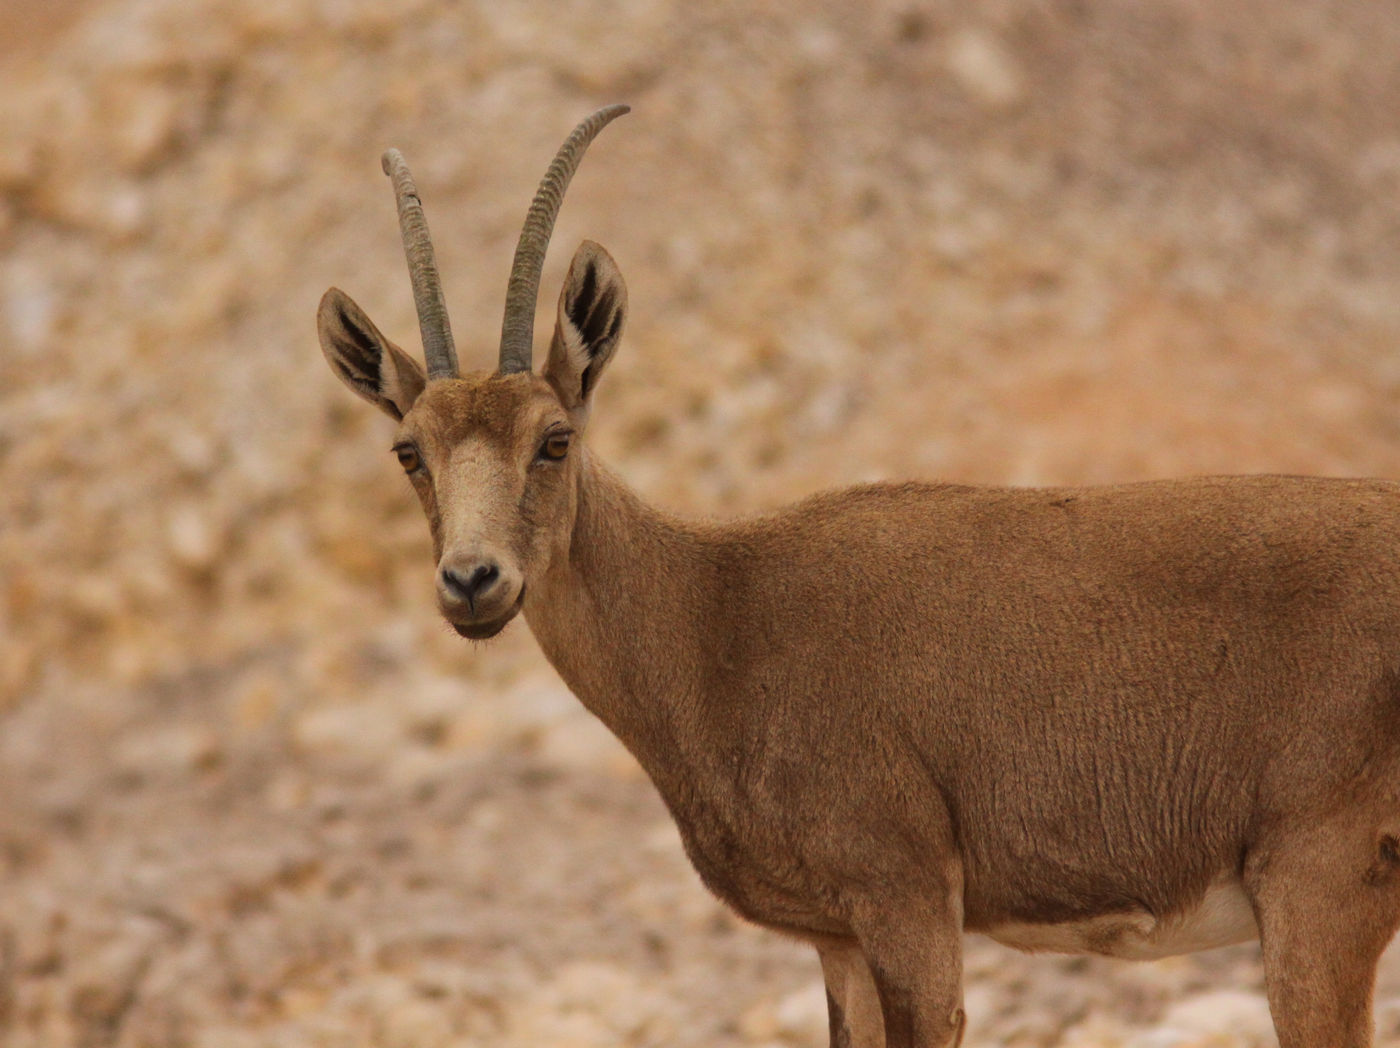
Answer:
top-left (317, 106), bottom-right (630, 639)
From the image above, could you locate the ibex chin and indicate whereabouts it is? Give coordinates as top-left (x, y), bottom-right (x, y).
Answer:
top-left (318, 106), bottom-right (1400, 1047)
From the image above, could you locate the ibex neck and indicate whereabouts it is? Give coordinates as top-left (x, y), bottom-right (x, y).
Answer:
top-left (522, 452), bottom-right (714, 772)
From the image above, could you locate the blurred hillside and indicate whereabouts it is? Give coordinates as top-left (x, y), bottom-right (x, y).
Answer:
top-left (5, 0), bottom-right (1400, 1045)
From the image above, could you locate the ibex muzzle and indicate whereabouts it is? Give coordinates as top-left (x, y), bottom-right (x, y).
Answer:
top-left (436, 547), bottom-right (519, 640)
top-left (319, 108), bottom-right (1400, 1048)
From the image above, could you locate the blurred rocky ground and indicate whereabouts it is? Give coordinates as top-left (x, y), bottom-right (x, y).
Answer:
top-left (6, 0), bottom-right (1400, 1045)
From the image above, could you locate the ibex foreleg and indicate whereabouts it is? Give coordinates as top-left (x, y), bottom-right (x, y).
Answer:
top-left (849, 891), bottom-right (966, 1048)
top-left (818, 938), bottom-right (884, 1048)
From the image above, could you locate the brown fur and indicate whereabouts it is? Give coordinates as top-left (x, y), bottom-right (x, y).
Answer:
top-left (319, 237), bottom-right (1400, 1047)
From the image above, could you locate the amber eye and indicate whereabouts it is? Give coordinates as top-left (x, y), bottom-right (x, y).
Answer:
top-left (393, 444), bottom-right (421, 473)
top-left (540, 432), bottom-right (571, 461)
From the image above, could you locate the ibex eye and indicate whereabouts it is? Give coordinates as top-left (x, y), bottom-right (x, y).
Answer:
top-left (540, 432), bottom-right (571, 461)
top-left (394, 444), bottom-right (421, 473)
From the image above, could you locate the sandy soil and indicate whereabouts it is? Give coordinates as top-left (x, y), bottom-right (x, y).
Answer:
top-left (7, 0), bottom-right (1400, 1045)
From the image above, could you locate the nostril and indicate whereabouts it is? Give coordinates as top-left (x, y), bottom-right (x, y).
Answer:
top-left (467, 562), bottom-right (499, 596)
top-left (440, 562), bottom-right (501, 611)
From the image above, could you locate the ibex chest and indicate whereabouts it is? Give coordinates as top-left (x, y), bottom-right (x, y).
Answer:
top-left (662, 783), bottom-right (850, 937)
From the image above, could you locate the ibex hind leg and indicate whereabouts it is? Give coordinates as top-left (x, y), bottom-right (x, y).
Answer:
top-left (1245, 818), bottom-right (1400, 1048)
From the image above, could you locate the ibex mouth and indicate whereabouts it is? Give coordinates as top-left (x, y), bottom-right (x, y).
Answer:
top-left (446, 586), bottom-right (526, 640)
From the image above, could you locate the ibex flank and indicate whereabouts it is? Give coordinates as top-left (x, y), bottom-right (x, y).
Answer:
top-left (318, 106), bottom-right (1400, 1048)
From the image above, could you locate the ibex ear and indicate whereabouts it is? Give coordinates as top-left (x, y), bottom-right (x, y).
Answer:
top-left (544, 241), bottom-right (627, 421)
top-left (317, 288), bottom-right (427, 421)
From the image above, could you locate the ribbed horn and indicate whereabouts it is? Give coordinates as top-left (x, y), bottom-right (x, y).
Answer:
top-left (382, 148), bottom-right (459, 380)
top-left (498, 104), bottom-right (630, 374)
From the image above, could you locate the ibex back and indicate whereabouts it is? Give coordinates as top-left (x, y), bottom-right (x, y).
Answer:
top-left (318, 106), bottom-right (1400, 1048)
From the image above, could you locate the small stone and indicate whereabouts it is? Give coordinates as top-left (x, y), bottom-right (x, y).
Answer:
top-left (33, 170), bottom-right (150, 241)
top-left (3, 257), bottom-right (59, 354)
top-left (114, 723), bottom-right (222, 776)
top-left (945, 28), bottom-right (1024, 110)
top-left (292, 701), bottom-right (404, 759)
top-left (168, 504), bottom-right (218, 572)
top-left (534, 709), bottom-right (638, 777)
top-left (101, 74), bottom-right (184, 174)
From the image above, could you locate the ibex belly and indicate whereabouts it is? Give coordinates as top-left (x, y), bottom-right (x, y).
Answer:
top-left (982, 877), bottom-right (1257, 960)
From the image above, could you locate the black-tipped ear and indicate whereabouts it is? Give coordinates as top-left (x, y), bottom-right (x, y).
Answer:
top-left (317, 288), bottom-right (427, 421)
top-left (544, 241), bottom-right (627, 419)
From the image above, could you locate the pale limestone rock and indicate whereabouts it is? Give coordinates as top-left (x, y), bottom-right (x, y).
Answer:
top-left (773, 981), bottom-right (829, 1043)
top-left (534, 707), bottom-right (640, 778)
top-left (945, 27), bottom-right (1024, 110)
top-left (1159, 990), bottom-right (1274, 1041)
top-left (114, 722), bottom-right (221, 775)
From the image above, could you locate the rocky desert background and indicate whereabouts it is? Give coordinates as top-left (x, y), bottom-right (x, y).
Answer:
top-left (6, 0), bottom-right (1400, 1045)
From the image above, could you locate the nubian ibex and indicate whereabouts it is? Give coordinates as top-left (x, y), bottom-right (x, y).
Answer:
top-left (318, 106), bottom-right (1400, 1048)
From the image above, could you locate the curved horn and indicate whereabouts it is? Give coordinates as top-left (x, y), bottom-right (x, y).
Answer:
top-left (382, 148), bottom-right (459, 380)
top-left (498, 104), bottom-right (630, 374)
